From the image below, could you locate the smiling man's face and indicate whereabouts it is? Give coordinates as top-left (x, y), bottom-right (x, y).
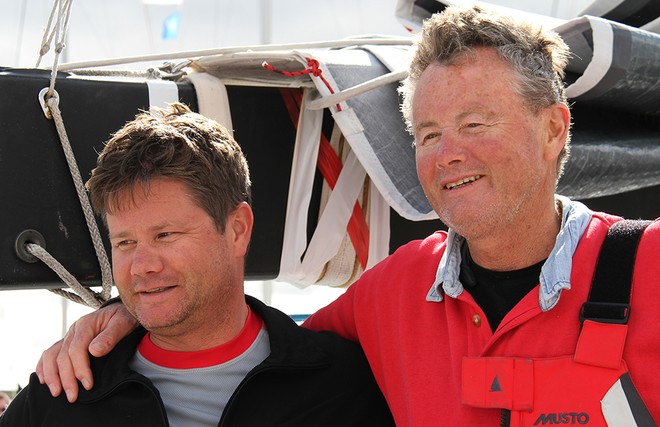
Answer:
top-left (412, 48), bottom-right (561, 241)
top-left (107, 178), bottom-right (239, 342)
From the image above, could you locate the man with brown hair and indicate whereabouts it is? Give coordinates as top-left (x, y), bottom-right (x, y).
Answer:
top-left (0, 103), bottom-right (393, 426)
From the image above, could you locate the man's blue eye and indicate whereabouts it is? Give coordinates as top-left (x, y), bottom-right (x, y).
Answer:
top-left (420, 132), bottom-right (440, 144)
top-left (115, 240), bottom-right (135, 249)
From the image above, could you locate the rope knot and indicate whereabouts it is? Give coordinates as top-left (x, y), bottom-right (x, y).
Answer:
top-left (262, 57), bottom-right (341, 111)
top-left (305, 58), bottom-right (322, 77)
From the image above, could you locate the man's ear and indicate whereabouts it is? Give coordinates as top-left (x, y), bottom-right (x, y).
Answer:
top-left (543, 102), bottom-right (571, 161)
top-left (228, 202), bottom-right (253, 258)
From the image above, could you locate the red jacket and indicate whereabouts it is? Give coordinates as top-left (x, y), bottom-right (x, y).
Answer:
top-left (304, 211), bottom-right (660, 426)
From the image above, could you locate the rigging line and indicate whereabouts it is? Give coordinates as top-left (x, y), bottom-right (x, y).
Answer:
top-left (26, 244), bottom-right (103, 309)
top-left (52, 37), bottom-right (413, 71)
top-left (33, 0), bottom-right (113, 306)
top-left (305, 69), bottom-right (408, 111)
top-left (46, 0), bottom-right (73, 71)
top-left (35, 0), bottom-right (60, 67)
top-left (43, 92), bottom-right (114, 301)
top-left (39, 0), bottom-right (74, 94)
top-left (57, 0), bottom-right (74, 67)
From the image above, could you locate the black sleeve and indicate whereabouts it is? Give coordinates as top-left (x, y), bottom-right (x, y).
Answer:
top-left (0, 373), bottom-right (55, 427)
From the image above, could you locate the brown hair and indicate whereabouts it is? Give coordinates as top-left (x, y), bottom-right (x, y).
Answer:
top-left (86, 102), bottom-right (251, 231)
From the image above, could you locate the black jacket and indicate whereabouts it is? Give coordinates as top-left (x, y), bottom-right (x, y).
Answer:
top-left (0, 296), bottom-right (393, 426)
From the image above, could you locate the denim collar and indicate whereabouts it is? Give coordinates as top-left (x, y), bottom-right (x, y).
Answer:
top-left (426, 196), bottom-right (592, 311)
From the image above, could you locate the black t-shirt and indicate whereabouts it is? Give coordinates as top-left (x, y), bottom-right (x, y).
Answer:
top-left (459, 242), bottom-right (545, 331)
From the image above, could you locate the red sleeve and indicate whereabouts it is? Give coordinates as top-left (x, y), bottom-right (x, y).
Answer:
top-left (302, 282), bottom-right (360, 342)
top-left (302, 231), bottom-right (448, 343)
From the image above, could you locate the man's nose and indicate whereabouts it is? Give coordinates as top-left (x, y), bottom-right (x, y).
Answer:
top-left (434, 132), bottom-right (467, 168)
top-left (130, 244), bottom-right (163, 276)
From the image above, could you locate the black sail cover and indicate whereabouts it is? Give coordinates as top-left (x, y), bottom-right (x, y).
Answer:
top-left (1, 0), bottom-right (660, 289)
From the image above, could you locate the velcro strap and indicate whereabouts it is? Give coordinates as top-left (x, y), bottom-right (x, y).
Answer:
top-left (575, 320), bottom-right (628, 369)
top-left (462, 357), bottom-right (534, 411)
top-left (581, 220), bottom-right (650, 323)
top-left (462, 355), bottom-right (627, 412)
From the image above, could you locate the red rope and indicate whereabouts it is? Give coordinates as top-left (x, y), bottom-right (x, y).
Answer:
top-left (264, 58), bottom-right (342, 111)
top-left (279, 88), bottom-right (369, 270)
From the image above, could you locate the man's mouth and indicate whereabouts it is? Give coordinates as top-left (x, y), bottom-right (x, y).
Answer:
top-left (445, 175), bottom-right (482, 190)
top-left (143, 286), bottom-right (174, 294)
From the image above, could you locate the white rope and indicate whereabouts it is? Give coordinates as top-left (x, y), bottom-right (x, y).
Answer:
top-left (35, 0), bottom-right (60, 67)
top-left (305, 69), bottom-right (408, 111)
top-left (69, 68), bottom-right (161, 79)
top-left (40, 91), bottom-right (114, 304)
top-left (52, 37), bottom-right (413, 72)
top-left (33, 0), bottom-right (114, 307)
top-left (36, 0), bottom-right (74, 83)
top-left (25, 244), bottom-right (102, 309)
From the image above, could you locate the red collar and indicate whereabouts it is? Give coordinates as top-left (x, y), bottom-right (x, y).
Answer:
top-left (137, 307), bottom-right (263, 369)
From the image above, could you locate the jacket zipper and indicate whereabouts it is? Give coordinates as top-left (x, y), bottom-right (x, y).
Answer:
top-left (501, 409), bottom-right (511, 427)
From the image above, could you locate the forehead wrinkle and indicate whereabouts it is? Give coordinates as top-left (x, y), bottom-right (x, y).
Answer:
top-left (414, 106), bottom-right (496, 132)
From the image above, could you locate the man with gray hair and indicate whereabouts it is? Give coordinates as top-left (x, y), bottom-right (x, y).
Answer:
top-left (35, 6), bottom-right (660, 426)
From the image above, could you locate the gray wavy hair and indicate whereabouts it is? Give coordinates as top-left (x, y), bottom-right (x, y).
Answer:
top-left (399, 5), bottom-right (572, 176)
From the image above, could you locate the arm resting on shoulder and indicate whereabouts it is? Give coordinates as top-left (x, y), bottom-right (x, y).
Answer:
top-left (35, 299), bottom-right (138, 403)
top-left (303, 284), bottom-right (360, 342)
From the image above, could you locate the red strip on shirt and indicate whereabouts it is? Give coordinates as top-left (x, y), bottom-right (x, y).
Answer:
top-left (137, 307), bottom-right (264, 369)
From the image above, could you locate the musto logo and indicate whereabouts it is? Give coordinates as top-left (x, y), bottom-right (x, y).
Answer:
top-left (533, 412), bottom-right (590, 425)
